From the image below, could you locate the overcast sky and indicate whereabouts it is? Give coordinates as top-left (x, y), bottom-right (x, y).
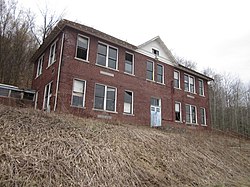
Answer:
top-left (19, 0), bottom-right (250, 83)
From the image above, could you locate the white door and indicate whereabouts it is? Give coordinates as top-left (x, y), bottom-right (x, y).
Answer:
top-left (150, 97), bottom-right (161, 127)
top-left (43, 82), bottom-right (53, 112)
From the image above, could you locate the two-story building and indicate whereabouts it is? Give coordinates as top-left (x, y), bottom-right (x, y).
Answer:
top-left (31, 19), bottom-right (212, 128)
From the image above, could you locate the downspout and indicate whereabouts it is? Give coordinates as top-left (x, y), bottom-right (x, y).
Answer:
top-left (54, 32), bottom-right (65, 112)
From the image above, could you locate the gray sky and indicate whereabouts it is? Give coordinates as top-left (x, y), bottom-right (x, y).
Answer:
top-left (19, 0), bottom-right (250, 83)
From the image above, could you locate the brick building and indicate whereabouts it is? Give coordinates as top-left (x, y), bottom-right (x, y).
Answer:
top-left (31, 19), bottom-right (212, 128)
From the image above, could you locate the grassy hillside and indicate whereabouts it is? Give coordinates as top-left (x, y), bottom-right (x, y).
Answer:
top-left (0, 104), bottom-right (249, 187)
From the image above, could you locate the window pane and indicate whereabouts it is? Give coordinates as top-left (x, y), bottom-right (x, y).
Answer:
top-left (124, 91), bottom-right (132, 103)
top-left (72, 95), bottom-right (83, 107)
top-left (157, 65), bottom-right (163, 74)
top-left (147, 71), bottom-right (153, 80)
top-left (157, 75), bottom-right (162, 83)
top-left (95, 84), bottom-right (105, 97)
top-left (0, 87), bottom-right (9, 97)
top-left (78, 36), bottom-right (88, 49)
top-left (124, 103), bottom-right (131, 113)
top-left (125, 62), bottom-right (132, 74)
top-left (191, 106), bottom-right (196, 123)
top-left (174, 71), bottom-right (179, 79)
top-left (23, 92), bottom-right (34, 100)
top-left (10, 90), bottom-right (22, 99)
top-left (184, 82), bottom-right (189, 91)
top-left (108, 58), bottom-right (116, 69)
top-left (106, 99), bottom-right (115, 111)
top-left (125, 53), bottom-right (133, 62)
top-left (97, 54), bottom-right (106, 66)
top-left (107, 87), bottom-right (115, 100)
top-left (77, 48), bottom-right (87, 60)
top-left (147, 61), bottom-right (153, 71)
top-left (73, 80), bottom-right (84, 93)
top-left (98, 44), bottom-right (107, 55)
top-left (186, 105), bottom-right (191, 123)
top-left (151, 98), bottom-right (159, 106)
top-left (175, 103), bottom-right (180, 112)
top-left (184, 75), bottom-right (189, 82)
top-left (94, 97), bottom-right (104, 109)
top-left (109, 47), bottom-right (117, 59)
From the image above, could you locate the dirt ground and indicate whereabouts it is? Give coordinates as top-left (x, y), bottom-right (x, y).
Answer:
top-left (0, 104), bottom-right (250, 186)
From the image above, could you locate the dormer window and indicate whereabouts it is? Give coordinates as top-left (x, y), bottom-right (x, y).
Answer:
top-left (152, 48), bottom-right (159, 56)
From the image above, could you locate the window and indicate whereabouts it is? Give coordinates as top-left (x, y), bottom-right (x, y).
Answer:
top-left (94, 84), bottom-right (116, 112)
top-left (76, 35), bottom-right (89, 61)
top-left (36, 55), bottom-right (44, 77)
top-left (200, 107), bottom-right (206, 125)
top-left (174, 71), bottom-right (180, 88)
top-left (157, 64), bottom-right (164, 83)
top-left (0, 87), bottom-right (10, 97)
top-left (48, 41), bottom-right (56, 66)
top-left (10, 90), bottom-right (22, 99)
top-left (146, 61), bottom-right (154, 80)
top-left (71, 79), bottom-right (86, 107)
top-left (152, 48), bottom-right (159, 56)
top-left (96, 43), bottom-right (118, 70)
top-left (124, 91), bottom-right (133, 114)
top-left (151, 97), bottom-right (160, 107)
top-left (199, 79), bottom-right (204, 96)
top-left (184, 74), bottom-right (195, 93)
top-left (23, 92), bottom-right (34, 100)
top-left (43, 81), bottom-right (53, 110)
top-left (186, 104), bottom-right (197, 124)
top-left (175, 102), bottom-right (181, 122)
top-left (125, 52), bottom-right (134, 74)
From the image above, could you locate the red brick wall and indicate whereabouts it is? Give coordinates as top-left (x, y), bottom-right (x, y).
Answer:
top-left (32, 26), bottom-right (211, 128)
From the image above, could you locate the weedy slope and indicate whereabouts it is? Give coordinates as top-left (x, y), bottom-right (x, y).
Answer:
top-left (0, 105), bottom-right (249, 186)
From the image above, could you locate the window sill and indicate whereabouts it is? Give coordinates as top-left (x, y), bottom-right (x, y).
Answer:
top-left (146, 79), bottom-right (155, 83)
top-left (92, 108), bottom-right (118, 114)
top-left (201, 124), bottom-right (207, 127)
top-left (124, 72), bottom-right (135, 76)
top-left (184, 90), bottom-right (197, 95)
top-left (174, 87), bottom-right (182, 90)
top-left (156, 82), bottom-right (165, 86)
top-left (175, 120), bottom-right (183, 123)
top-left (35, 74), bottom-right (42, 79)
top-left (95, 63), bottom-right (119, 72)
top-left (74, 57), bottom-right (89, 63)
top-left (186, 123), bottom-right (198, 126)
top-left (70, 105), bottom-right (86, 109)
top-left (199, 94), bottom-right (206, 97)
top-left (123, 113), bottom-right (134, 116)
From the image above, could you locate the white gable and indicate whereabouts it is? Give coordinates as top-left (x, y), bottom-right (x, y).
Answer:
top-left (136, 36), bottom-right (176, 66)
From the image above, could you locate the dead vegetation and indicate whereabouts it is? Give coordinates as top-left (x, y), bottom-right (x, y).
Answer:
top-left (0, 104), bottom-right (250, 187)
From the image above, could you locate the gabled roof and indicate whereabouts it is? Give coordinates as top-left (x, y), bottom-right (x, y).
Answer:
top-left (137, 36), bottom-right (178, 64)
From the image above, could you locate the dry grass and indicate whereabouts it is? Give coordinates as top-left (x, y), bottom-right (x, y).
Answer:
top-left (0, 104), bottom-right (250, 187)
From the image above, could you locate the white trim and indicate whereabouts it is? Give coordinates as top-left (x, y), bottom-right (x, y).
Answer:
top-left (124, 51), bottom-right (134, 75)
top-left (200, 107), bottom-right (207, 125)
top-left (75, 34), bottom-right (90, 61)
top-left (123, 90), bottom-right (133, 115)
top-left (36, 54), bottom-right (44, 78)
top-left (174, 70), bottom-right (180, 89)
top-left (185, 104), bottom-right (197, 125)
top-left (71, 79), bottom-right (87, 108)
top-left (96, 41), bottom-right (119, 70)
top-left (184, 73), bottom-right (196, 94)
top-left (34, 91), bottom-right (38, 109)
top-left (48, 40), bottom-right (57, 67)
top-left (93, 83), bottom-right (117, 112)
top-left (175, 101), bottom-right (182, 122)
top-left (146, 60), bottom-right (154, 81)
top-left (43, 81), bottom-right (53, 111)
top-left (156, 63), bottom-right (164, 84)
top-left (198, 79), bottom-right (205, 96)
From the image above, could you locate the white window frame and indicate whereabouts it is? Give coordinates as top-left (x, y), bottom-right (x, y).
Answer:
top-left (34, 91), bottom-right (38, 109)
top-left (96, 42), bottom-right (118, 70)
top-left (198, 79), bottom-right (205, 96)
top-left (146, 60), bottom-right (154, 81)
top-left (43, 81), bottom-right (53, 110)
top-left (184, 74), bottom-right (195, 93)
top-left (93, 83), bottom-right (117, 112)
top-left (124, 51), bottom-right (134, 75)
top-left (174, 70), bottom-right (180, 89)
top-left (36, 55), bottom-right (44, 77)
top-left (175, 102), bottom-right (182, 122)
top-left (71, 79), bottom-right (86, 108)
top-left (75, 34), bottom-right (90, 62)
top-left (200, 107), bottom-right (207, 126)
top-left (48, 41), bottom-right (57, 67)
top-left (123, 90), bottom-right (133, 115)
top-left (185, 104), bottom-right (197, 124)
top-left (156, 63), bottom-right (164, 84)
